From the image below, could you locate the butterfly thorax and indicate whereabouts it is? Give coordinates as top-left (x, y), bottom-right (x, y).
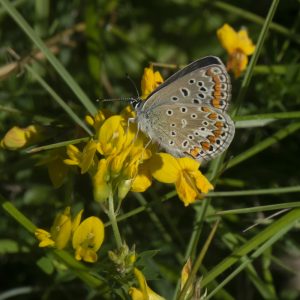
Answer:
top-left (130, 98), bottom-right (143, 111)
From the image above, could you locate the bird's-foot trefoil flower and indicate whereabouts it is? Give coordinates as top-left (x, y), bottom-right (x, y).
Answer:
top-left (150, 153), bottom-right (213, 206)
top-left (1, 124), bottom-right (43, 150)
top-left (72, 216), bottom-right (105, 263)
top-left (141, 64), bottom-right (164, 99)
top-left (129, 268), bottom-right (166, 300)
top-left (217, 23), bottom-right (255, 78)
top-left (35, 207), bottom-right (104, 263)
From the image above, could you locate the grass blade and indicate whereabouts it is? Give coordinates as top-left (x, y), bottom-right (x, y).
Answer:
top-left (0, 0), bottom-right (97, 115)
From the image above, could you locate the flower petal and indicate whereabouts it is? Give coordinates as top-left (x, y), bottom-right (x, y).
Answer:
top-left (98, 116), bottom-right (128, 156)
top-left (72, 209), bottom-right (84, 233)
top-left (176, 173), bottom-right (199, 206)
top-left (50, 207), bottom-right (72, 249)
top-left (35, 228), bottom-right (55, 248)
top-left (131, 164), bottom-right (152, 192)
top-left (217, 24), bottom-right (238, 54)
top-left (141, 65), bottom-right (164, 99)
top-left (80, 139), bottom-right (98, 174)
top-left (150, 153), bottom-right (180, 183)
top-left (93, 158), bottom-right (111, 202)
top-left (237, 28), bottom-right (255, 55)
top-left (72, 216), bottom-right (105, 252)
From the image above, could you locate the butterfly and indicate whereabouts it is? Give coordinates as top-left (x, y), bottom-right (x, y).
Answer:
top-left (131, 56), bottom-right (235, 161)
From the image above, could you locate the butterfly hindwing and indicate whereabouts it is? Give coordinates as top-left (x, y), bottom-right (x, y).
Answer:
top-left (141, 103), bottom-right (234, 161)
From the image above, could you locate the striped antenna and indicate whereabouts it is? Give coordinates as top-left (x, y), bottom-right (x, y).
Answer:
top-left (96, 97), bottom-right (135, 103)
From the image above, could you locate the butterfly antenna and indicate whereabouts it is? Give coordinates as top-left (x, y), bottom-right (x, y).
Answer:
top-left (126, 73), bottom-right (140, 98)
top-left (96, 97), bottom-right (133, 103)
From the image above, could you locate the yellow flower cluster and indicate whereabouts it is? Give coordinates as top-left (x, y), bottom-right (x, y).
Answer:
top-left (64, 66), bottom-right (213, 206)
top-left (217, 23), bottom-right (255, 78)
top-left (35, 207), bottom-right (104, 263)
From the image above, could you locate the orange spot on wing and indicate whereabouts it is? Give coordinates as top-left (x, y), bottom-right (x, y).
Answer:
top-left (213, 130), bottom-right (222, 137)
top-left (214, 121), bottom-right (224, 128)
top-left (190, 146), bottom-right (201, 158)
top-left (201, 106), bottom-right (211, 113)
top-left (212, 99), bottom-right (222, 108)
top-left (208, 113), bottom-right (218, 120)
top-left (208, 135), bottom-right (216, 143)
top-left (200, 141), bottom-right (210, 151)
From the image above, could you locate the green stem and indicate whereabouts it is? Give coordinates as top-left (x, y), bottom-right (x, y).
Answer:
top-left (234, 111), bottom-right (300, 122)
top-left (107, 193), bottom-right (122, 249)
top-left (178, 220), bottom-right (220, 300)
top-left (226, 122), bottom-right (300, 170)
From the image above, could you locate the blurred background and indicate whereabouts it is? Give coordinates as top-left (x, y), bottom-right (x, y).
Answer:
top-left (1, 0), bottom-right (300, 299)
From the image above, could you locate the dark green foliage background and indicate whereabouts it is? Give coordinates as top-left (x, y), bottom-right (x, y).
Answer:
top-left (1, 0), bottom-right (300, 299)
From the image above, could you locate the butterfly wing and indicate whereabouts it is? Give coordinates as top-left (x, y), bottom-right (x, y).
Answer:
top-left (136, 56), bottom-right (235, 161)
top-left (138, 103), bottom-right (234, 161)
top-left (142, 56), bottom-right (231, 113)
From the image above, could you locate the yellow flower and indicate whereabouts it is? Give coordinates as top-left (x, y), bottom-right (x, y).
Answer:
top-left (35, 207), bottom-right (83, 250)
top-left (72, 216), bottom-right (105, 263)
top-left (217, 23), bottom-right (255, 78)
top-left (141, 65), bottom-right (164, 99)
top-left (35, 208), bottom-right (104, 263)
top-left (131, 164), bottom-right (152, 193)
top-left (1, 125), bottom-right (42, 150)
top-left (85, 109), bottom-right (106, 133)
top-left (64, 140), bottom-right (98, 174)
top-left (129, 268), bottom-right (166, 300)
top-left (93, 114), bottom-right (154, 202)
top-left (93, 158), bottom-right (112, 202)
top-left (49, 206), bottom-right (73, 249)
top-left (150, 153), bottom-right (213, 206)
top-left (35, 228), bottom-right (55, 247)
top-left (180, 259), bottom-right (193, 298)
top-left (64, 144), bottom-right (82, 166)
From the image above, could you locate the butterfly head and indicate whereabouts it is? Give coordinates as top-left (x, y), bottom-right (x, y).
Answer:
top-left (130, 97), bottom-right (143, 111)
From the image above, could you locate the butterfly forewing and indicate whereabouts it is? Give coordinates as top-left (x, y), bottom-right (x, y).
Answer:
top-left (142, 56), bottom-right (231, 113)
top-left (136, 56), bottom-right (235, 161)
